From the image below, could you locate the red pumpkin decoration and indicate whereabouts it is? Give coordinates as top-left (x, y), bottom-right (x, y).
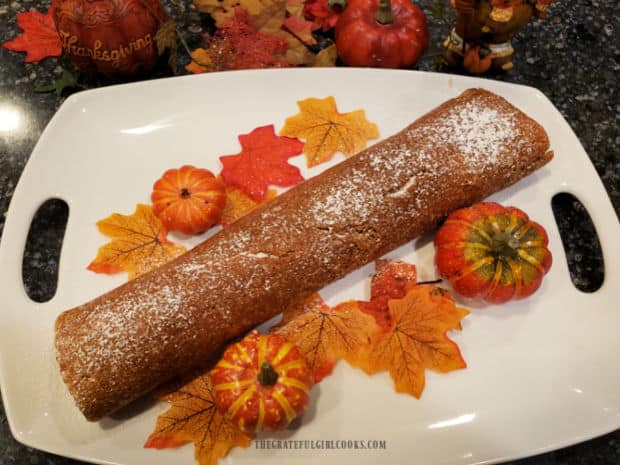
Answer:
top-left (51, 0), bottom-right (168, 78)
top-left (335, 0), bottom-right (428, 68)
top-left (151, 165), bottom-right (226, 235)
top-left (434, 202), bottom-right (552, 304)
top-left (211, 331), bottom-right (314, 433)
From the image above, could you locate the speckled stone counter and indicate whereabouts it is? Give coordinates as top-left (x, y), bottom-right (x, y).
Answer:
top-left (1, 0), bottom-right (618, 464)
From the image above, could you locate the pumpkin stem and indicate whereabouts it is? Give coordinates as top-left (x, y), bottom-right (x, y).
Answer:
top-left (491, 232), bottom-right (521, 260)
top-left (257, 361), bottom-right (279, 386)
top-left (328, 0), bottom-right (347, 11)
top-left (180, 188), bottom-right (191, 198)
top-left (375, 0), bottom-right (394, 24)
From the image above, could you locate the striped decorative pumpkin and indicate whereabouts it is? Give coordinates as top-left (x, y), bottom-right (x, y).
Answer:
top-left (151, 165), bottom-right (226, 235)
top-left (211, 331), bottom-right (314, 432)
top-left (434, 202), bottom-right (552, 304)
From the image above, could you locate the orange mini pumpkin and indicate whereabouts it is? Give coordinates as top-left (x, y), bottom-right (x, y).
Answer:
top-left (434, 202), bottom-right (552, 304)
top-left (211, 331), bottom-right (314, 433)
top-left (151, 165), bottom-right (226, 235)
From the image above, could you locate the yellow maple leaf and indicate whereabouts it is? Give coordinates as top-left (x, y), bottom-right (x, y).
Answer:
top-left (145, 372), bottom-right (253, 465)
top-left (87, 204), bottom-right (186, 280)
top-left (280, 96), bottom-right (379, 167)
top-left (220, 185), bottom-right (277, 225)
top-left (352, 285), bottom-right (469, 398)
top-left (274, 293), bottom-right (379, 382)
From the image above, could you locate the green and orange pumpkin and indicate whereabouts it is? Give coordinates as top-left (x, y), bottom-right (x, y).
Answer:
top-left (211, 332), bottom-right (313, 433)
top-left (434, 202), bottom-right (552, 304)
top-left (151, 165), bottom-right (226, 235)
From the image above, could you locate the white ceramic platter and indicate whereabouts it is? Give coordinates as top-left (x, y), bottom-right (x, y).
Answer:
top-left (0, 69), bottom-right (618, 465)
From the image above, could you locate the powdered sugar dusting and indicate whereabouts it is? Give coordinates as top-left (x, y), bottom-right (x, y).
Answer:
top-left (441, 102), bottom-right (517, 165)
top-left (309, 92), bottom-right (521, 231)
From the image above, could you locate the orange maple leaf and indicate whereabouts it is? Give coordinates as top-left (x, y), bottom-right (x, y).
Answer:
top-left (274, 293), bottom-right (379, 382)
top-left (280, 96), bottom-right (379, 167)
top-left (145, 372), bottom-right (252, 465)
top-left (87, 204), bottom-right (186, 280)
top-left (185, 48), bottom-right (212, 74)
top-left (352, 285), bottom-right (469, 398)
top-left (220, 185), bottom-right (277, 226)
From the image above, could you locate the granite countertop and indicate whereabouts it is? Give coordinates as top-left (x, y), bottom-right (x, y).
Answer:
top-left (1, 0), bottom-right (618, 464)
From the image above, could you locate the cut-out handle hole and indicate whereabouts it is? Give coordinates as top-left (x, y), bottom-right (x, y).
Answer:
top-left (551, 192), bottom-right (604, 293)
top-left (22, 198), bottom-right (69, 303)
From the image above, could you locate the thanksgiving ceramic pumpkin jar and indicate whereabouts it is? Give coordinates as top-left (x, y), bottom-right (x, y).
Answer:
top-left (51, 0), bottom-right (168, 78)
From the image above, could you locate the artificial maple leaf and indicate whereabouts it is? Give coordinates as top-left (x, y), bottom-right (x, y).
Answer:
top-left (311, 43), bottom-right (338, 67)
top-left (3, 7), bottom-right (62, 62)
top-left (280, 96), bottom-right (379, 167)
top-left (303, 0), bottom-right (344, 31)
top-left (219, 124), bottom-right (304, 201)
top-left (282, 13), bottom-right (316, 47)
top-left (194, 0), bottom-right (316, 65)
top-left (185, 48), bottom-right (213, 74)
top-left (357, 260), bottom-right (419, 332)
top-left (186, 9), bottom-right (289, 72)
top-left (155, 19), bottom-right (178, 72)
top-left (352, 285), bottom-right (469, 398)
top-left (87, 204), bottom-right (186, 280)
top-left (145, 371), bottom-right (252, 465)
top-left (220, 185), bottom-right (278, 225)
top-left (274, 293), bottom-right (379, 382)
top-left (195, 0), bottom-right (292, 34)
top-left (275, 0), bottom-right (317, 65)
top-left (277, 5), bottom-right (321, 65)
top-left (217, 8), bottom-right (289, 70)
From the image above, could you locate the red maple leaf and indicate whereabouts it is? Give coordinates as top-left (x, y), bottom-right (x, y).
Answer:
top-left (221, 8), bottom-right (289, 70)
top-left (3, 7), bottom-right (62, 62)
top-left (219, 125), bottom-right (304, 200)
top-left (303, 0), bottom-right (343, 31)
top-left (357, 260), bottom-right (418, 331)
